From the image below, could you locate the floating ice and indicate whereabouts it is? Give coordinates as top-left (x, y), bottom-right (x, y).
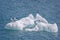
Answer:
top-left (35, 13), bottom-right (48, 23)
top-left (5, 13), bottom-right (58, 32)
top-left (5, 14), bottom-right (35, 30)
top-left (33, 22), bottom-right (58, 32)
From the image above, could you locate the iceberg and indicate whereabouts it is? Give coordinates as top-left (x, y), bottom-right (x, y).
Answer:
top-left (5, 13), bottom-right (58, 32)
top-left (35, 13), bottom-right (48, 23)
top-left (35, 22), bottom-right (58, 32)
top-left (25, 14), bottom-right (58, 32)
top-left (5, 14), bottom-right (35, 30)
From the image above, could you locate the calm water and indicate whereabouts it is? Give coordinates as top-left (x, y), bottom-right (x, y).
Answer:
top-left (0, 0), bottom-right (60, 40)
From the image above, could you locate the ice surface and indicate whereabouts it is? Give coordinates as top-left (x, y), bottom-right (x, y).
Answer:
top-left (5, 14), bottom-right (35, 30)
top-left (5, 14), bottom-right (58, 32)
top-left (35, 13), bottom-right (48, 23)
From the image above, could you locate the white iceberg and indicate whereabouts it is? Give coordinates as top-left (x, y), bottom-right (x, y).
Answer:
top-left (24, 14), bottom-right (58, 32)
top-left (5, 14), bottom-right (35, 30)
top-left (5, 13), bottom-right (58, 32)
top-left (23, 22), bottom-right (58, 32)
top-left (35, 13), bottom-right (48, 23)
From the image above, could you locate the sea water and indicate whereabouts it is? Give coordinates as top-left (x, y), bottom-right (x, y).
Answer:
top-left (0, 0), bottom-right (60, 40)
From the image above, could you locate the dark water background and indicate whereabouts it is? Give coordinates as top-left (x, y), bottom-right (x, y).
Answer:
top-left (0, 0), bottom-right (60, 40)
